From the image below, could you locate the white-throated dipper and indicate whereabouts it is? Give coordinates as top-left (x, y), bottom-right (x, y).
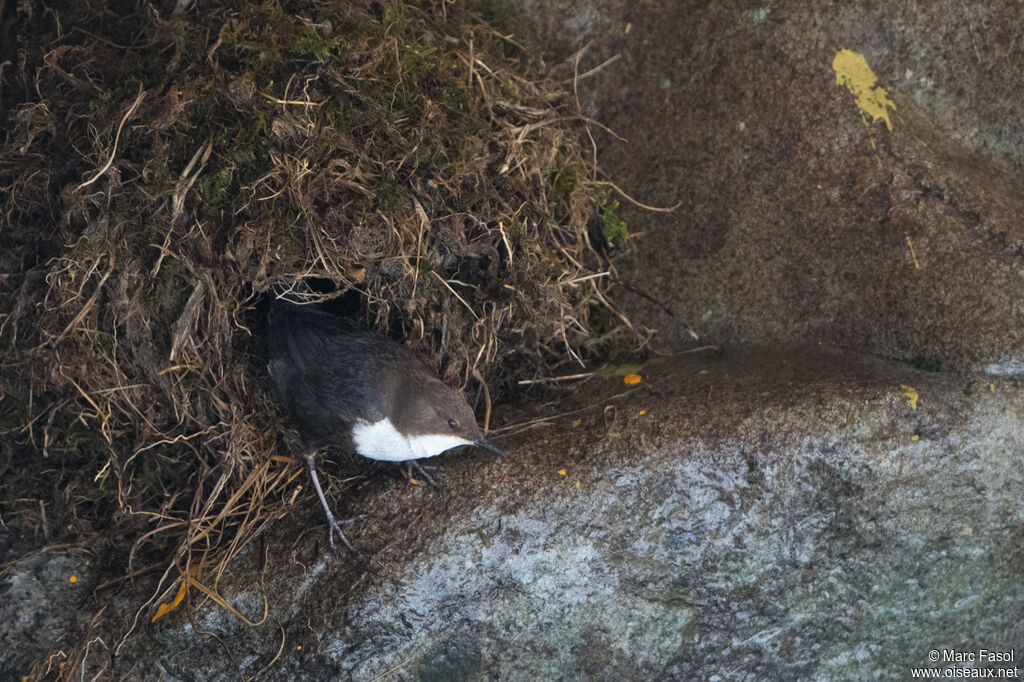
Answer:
top-left (266, 297), bottom-right (505, 552)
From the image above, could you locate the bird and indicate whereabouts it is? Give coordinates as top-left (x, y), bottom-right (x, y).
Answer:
top-left (265, 297), bottom-right (505, 552)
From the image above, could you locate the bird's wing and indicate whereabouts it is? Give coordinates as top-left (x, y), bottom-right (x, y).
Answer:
top-left (268, 302), bottom-right (396, 425)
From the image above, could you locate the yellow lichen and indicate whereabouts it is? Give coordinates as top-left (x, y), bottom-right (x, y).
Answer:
top-left (833, 49), bottom-right (896, 131)
top-left (900, 384), bottom-right (919, 409)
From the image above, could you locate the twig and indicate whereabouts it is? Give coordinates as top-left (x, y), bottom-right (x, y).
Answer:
top-left (574, 114), bottom-right (628, 142)
top-left (517, 370), bottom-right (598, 385)
top-left (587, 180), bottom-right (682, 213)
top-left (498, 221), bottom-right (514, 266)
top-left (431, 271), bottom-right (481, 321)
top-left (590, 279), bottom-right (633, 330)
top-left (188, 574), bottom-right (268, 626)
top-left (369, 657), bottom-right (414, 682)
top-left (51, 254), bottom-right (116, 345)
top-left (491, 385), bottom-right (646, 436)
top-left (60, 369), bottom-right (112, 444)
top-left (472, 368), bottom-right (492, 433)
top-left (77, 89), bottom-right (146, 190)
top-left (258, 93), bottom-right (327, 106)
top-left (411, 197), bottom-right (429, 300)
top-left (572, 43), bottom-right (599, 171)
top-left (39, 500), bottom-right (49, 540)
top-left (93, 563), bottom-right (163, 592)
top-left (567, 53), bottom-right (622, 83)
top-left (246, 623), bottom-right (287, 682)
top-left (560, 271), bottom-right (609, 286)
top-left (610, 275), bottom-right (701, 339)
top-left (171, 137), bottom-right (214, 222)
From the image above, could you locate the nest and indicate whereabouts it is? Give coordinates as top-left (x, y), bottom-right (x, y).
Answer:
top-left (0, 0), bottom-right (646, 673)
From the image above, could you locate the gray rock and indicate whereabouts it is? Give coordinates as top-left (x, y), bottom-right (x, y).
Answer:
top-left (119, 353), bottom-right (1023, 680)
top-left (495, 0), bottom-right (1024, 372)
top-left (0, 551), bottom-right (94, 678)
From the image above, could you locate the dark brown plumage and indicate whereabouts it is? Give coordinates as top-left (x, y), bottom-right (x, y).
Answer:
top-left (266, 298), bottom-right (504, 551)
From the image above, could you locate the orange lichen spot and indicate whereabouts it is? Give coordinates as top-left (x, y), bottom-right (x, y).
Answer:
top-left (623, 374), bottom-right (642, 385)
top-left (69, 575), bottom-right (77, 584)
top-left (557, 469), bottom-right (567, 476)
top-left (152, 565), bottom-right (203, 623)
top-left (152, 577), bottom-right (189, 622)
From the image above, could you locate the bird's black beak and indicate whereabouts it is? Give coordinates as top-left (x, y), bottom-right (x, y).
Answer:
top-left (474, 439), bottom-right (506, 458)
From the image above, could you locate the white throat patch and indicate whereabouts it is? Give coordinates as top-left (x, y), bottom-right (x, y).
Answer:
top-left (352, 417), bottom-right (471, 462)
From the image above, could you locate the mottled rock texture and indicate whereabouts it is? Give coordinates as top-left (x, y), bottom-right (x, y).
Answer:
top-left (498, 0), bottom-right (1024, 372)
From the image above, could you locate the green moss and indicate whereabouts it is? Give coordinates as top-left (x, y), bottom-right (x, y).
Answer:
top-left (149, 261), bottom-right (190, 325)
top-left (506, 219), bottom-right (523, 240)
top-left (549, 166), bottom-right (580, 203)
top-left (58, 418), bottom-right (111, 453)
top-left (383, 3), bottom-right (410, 36)
top-left (374, 180), bottom-right (412, 215)
top-left (424, 135), bottom-right (449, 164)
top-left (382, 4), bottom-right (442, 95)
top-left (142, 220), bottom-right (165, 243)
top-left (97, 82), bottom-right (139, 106)
top-left (437, 85), bottom-right (471, 114)
top-left (222, 3), bottom-right (293, 71)
top-left (292, 33), bottom-right (340, 62)
top-left (401, 41), bottom-right (439, 78)
top-left (197, 167), bottom-right (234, 212)
top-left (594, 187), bottom-right (629, 247)
top-left (148, 161), bottom-right (177, 195)
top-left (540, 247), bottom-right (567, 279)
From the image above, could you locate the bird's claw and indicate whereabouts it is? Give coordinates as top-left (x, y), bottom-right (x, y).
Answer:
top-left (403, 461), bottom-right (441, 488)
top-left (325, 513), bottom-right (365, 555)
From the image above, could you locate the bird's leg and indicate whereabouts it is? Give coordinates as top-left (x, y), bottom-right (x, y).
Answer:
top-left (305, 452), bottom-right (360, 554)
top-left (403, 460), bottom-right (440, 488)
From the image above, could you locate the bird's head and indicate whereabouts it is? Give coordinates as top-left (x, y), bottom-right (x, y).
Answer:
top-left (396, 378), bottom-right (505, 460)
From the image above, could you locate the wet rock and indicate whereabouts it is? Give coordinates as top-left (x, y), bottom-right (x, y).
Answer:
top-left (417, 634), bottom-right (483, 682)
top-left (115, 353), bottom-right (1023, 680)
top-left (495, 0), bottom-right (1024, 372)
top-left (0, 550), bottom-right (94, 678)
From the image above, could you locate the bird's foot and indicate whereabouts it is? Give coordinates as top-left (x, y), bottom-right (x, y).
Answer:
top-left (304, 452), bottom-right (364, 555)
top-left (402, 461), bottom-right (440, 488)
top-left (324, 512), bottom-right (366, 555)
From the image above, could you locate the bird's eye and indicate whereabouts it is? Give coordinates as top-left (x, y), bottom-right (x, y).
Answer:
top-left (448, 418), bottom-right (459, 431)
